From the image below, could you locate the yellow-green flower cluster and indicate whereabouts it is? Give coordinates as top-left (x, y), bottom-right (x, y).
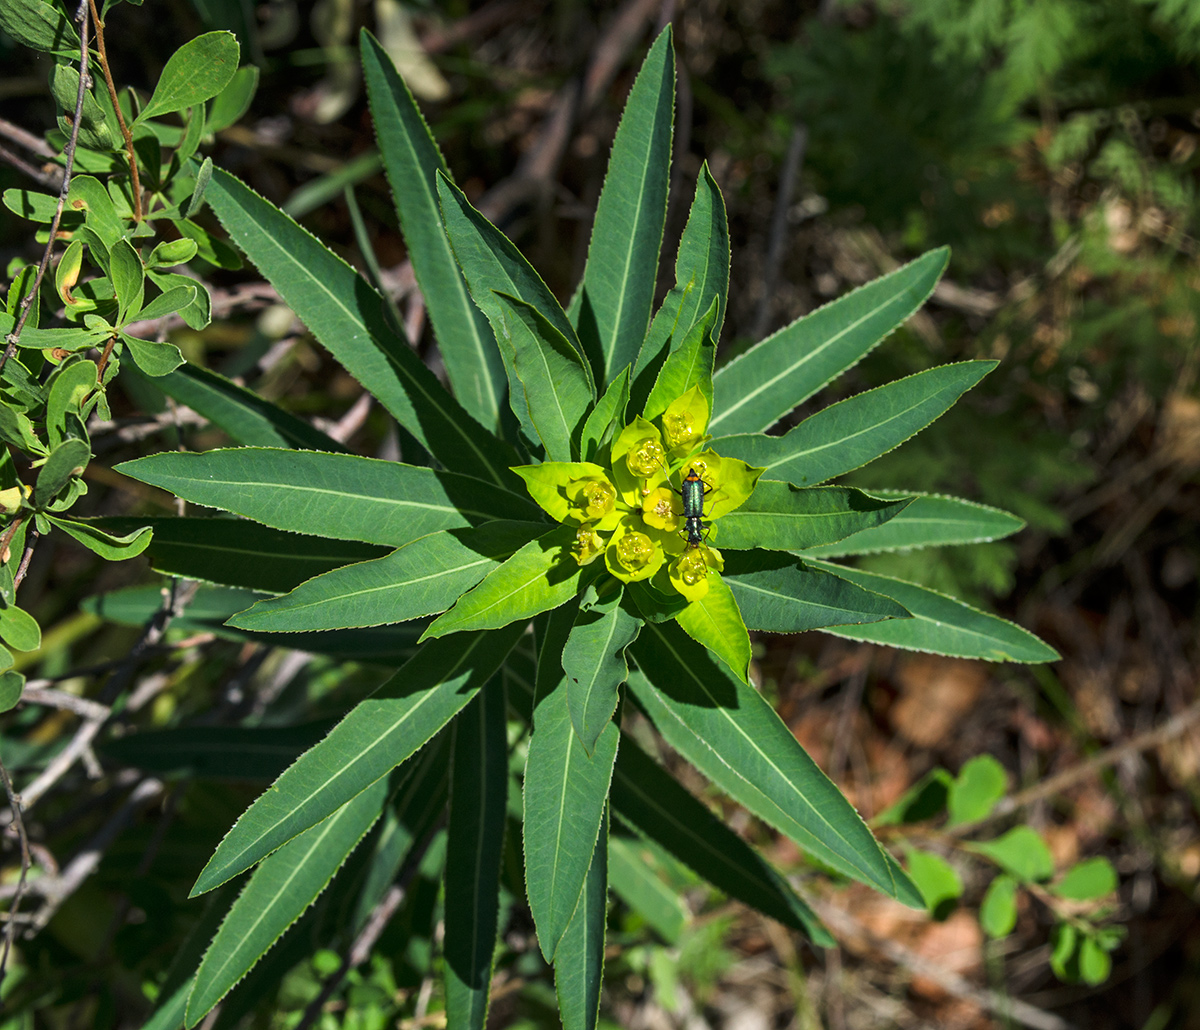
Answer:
top-left (513, 386), bottom-right (761, 602)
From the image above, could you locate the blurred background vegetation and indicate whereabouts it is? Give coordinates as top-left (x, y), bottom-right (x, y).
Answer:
top-left (1, 0), bottom-right (1198, 1027)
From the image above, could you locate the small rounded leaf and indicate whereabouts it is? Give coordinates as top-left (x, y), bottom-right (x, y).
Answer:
top-left (979, 873), bottom-right (1018, 938)
top-left (1050, 857), bottom-right (1117, 901)
top-left (1078, 934), bottom-right (1112, 986)
top-left (0, 670), bottom-right (24, 713)
top-left (905, 848), bottom-right (963, 920)
top-left (0, 605), bottom-right (41, 652)
top-left (947, 754), bottom-right (1007, 826)
top-left (969, 826), bottom-right (1054, 883)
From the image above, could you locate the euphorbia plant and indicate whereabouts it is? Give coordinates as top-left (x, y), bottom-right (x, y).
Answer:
top-left (103, 24), bottom-right (1058, 1030)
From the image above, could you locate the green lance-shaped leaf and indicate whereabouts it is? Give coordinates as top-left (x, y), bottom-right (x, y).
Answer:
top-left (555, 807), bottom-right (608, 1030)
top-left (190, 623), bottom-right (524, 895)
top-left (185, 773), bottom-right (394, 1025)
top-left (44, 515), bottom-right (152, 560)
top-left (492, 292), bottom-right (594, 462)
top-left (723, 550), bottom-right (909, 633)
top-left (631, 163), bottom-right (730, 414)
top-left (422, 526), bottom-right (583, 640)
top-left (46, 358), bottom-right (97, 449)
top-left (99, 722), bottom-right (333, 782)
top-left (361, 30), bottom-right (506, 431)
top-left (562, 587), bottom-right (641, 753)
top-left (572, 27), bottom-right (675, 385)
top-left (134, 285), bottom-right (198, 323)
top-left (674, 573), bottom-right (751, 682)
top-left (0, 606), bottom-right (40, 653)
top-left (714, 361), bottom-right (998, 486)
top-left (641, 295), bottom-right (718, 423)
top-left (808, 560), bottom-right (1061, 663)
top-left (444, 679), bottom-right (508, 1030)
top-left (709, 247), bottom-right (949, 436)
top-left (137, 31), bottom-right (240, 122)
top-left (147, 363), bottom-right (346, 451)
top-left (611, 736), bottom-right (831, 944)
top-left (798, 492), bottom-right (1025, 557)
top-left (579, 366), bottom-right (630, 462)
top-left (715, 482), bottom-right (912, 550)
top-left (116, 448), bottom-right (540, 547)
top-left (608, 835), bottom-right (686, 943)
top-left (628, 621), bottom-right (921, 906)
top-left (230, 521), bottom-right (544, 632)
top-left (525, 602), bottom-right (620, 961)
top-left (436, 175), bottom-right (591, 441)
top-left (34, 438), bottom-right (90, 507)
top-left (205, 169), bottom-right (518, 488)
top-left (89, 516), bottom-right (387, 594)
top-left (0, 0), bottom-right (79, 56)
top-left (109, 239), bottom-right (145, 325)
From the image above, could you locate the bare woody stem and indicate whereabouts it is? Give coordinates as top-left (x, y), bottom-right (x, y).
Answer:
top-left (87, 0), bottom-right (142, 222)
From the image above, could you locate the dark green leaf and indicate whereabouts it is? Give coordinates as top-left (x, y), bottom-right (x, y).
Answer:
top-left (628, 622), bottom-right (920, 905)
top-left (611, 736), bottom-right (831, 943)
top-left (121, 334), bottom-right (185, 376)
top-left (45, 514), bottom-right (151, 559)
top-left (361, 31), bottom-right (506, 431)
top-left (34, 437), bottom-right (90, 507)
top-left (0, 0), bottom-right (79, 54)
top-left (579, 367), bottom-right (629, 463)
top-left (573, 27), bottom-right (675, 385)
top-left (207, 67), bottom-right (259, 134)
top-left (716, 482), bottom-right (911, 550)
top-left (138, 31), bottom-right (240, 122)
top-left (116, 448), bottom-right (540, 546)
top-left (229, 521), bottom-right (545, 632)
top-left (205, 168), bottom-right (519, 488)
top-left (723, 550), bottom-right (909, 632)
top-left (444, 679), bottom-right (508, 1029)
top-left (562, 587), bottom-right (640, 753)
top-left (190, 623), bottom-right (524, 895)
top-left (710, 248), bottom-right (949, 436)
top-left (714, 361), bottom-right (997, 485)
top-left (555, 809), bottom-right (608, 1030)
top-left (808, 560), bottom-right (1062, 663)
top-left (642, 296), bottom-right (717, 422)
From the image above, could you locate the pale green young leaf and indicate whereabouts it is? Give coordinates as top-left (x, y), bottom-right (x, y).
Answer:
top-left (422, 526), bottom-right (583, 640)
top-left (611, 737), bottom-right (831, 944)
top-left (980, 874), bottom-right (1018, 938)
top-left (120, 335), bottom-right (185, 377)
top-left (184, 774), bottom-right (393, 1025)
top-left (190, 623), bottom-right (523, 895)
top-left (723, 550), bottom-right (909, 632)
top-left (904, 848), bottom-right (963, 916)
top-left (628, 623), bottom-right (921, 906)
top-left (608, 835), bottom-right (686, 943)
top-left (798, 492), bottom-right (1025, 557)
top-left (525, 603), bottom-right (619, 961)
top-left (137, 31), bottom-right (240, 122)
top-left (579, 366), bottom-right (629, 462)
top-left (674, 574), bottom-right (750, 682)
top-left (145, 363), bottom-right (347, 451)
top-left (715, 482), bottom-right (912, 550)
top-left (229, 521), bottom-right (544, 632)
top-left (573, 27), bottom-right (675, 385)
top-left (631, 163), bottom-right (729, 414)
top-left (555, 809), bottom-right (608, 1030)
top-left (89, 516), bottom-right (387, 593)
top-left (361, 31), bottom-right (505, 430)
top-left (45, 514), bottom-right (151, 560)
top-left (714, 361), bottom-right (997, 485)
top-left (642, 296), bottom-right (718, 422)
top-left (1051, 857), bottom-right (1117, 901)
top-left (809, 560), bottom-right (1061, 662)
top-left (947, 755), bottom-right (1007, 825)
top-left (444, 680), bottom-right (508, 1030)
top-left (493, 291), bottom-right (594, 461)
top-left (205, 168), bottom-right (518, 487)
top-left (115, 448), bottom-right (540, 547)
top-left (562, 587), bottom-right (640, 753)
top-left (969, 826), bottom-right (1054, 882)
top-left (710, 247), bottom-right (949, 436)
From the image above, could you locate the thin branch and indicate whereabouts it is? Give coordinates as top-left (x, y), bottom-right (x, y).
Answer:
top-left (811, 897), bottom-right (1075, 1030)
top-left (0, 143), bottom-right (60, 190)
top-left (19, 686), bottom-right (110, 720)
top-left (0, 0), bottom-right (92, 376)
top-left (0, 759), bottom-right (30, 1000)
top-left (86, 0), bottom-right (141, 221)
top-left (0, 117), bottom-right (57, 159)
